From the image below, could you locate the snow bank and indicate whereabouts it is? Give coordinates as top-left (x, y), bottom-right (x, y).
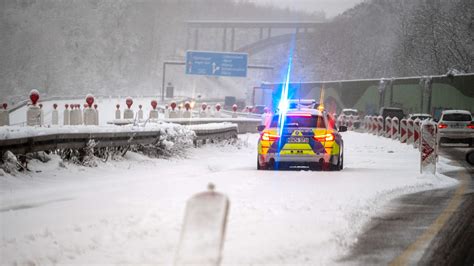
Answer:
top-left (0, 132), bottom-right (457, 265)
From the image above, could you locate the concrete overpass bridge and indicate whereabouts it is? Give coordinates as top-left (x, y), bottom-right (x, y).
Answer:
top-left (185, 20), bottom-right (324, 56)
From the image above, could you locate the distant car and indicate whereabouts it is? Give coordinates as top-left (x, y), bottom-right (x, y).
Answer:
top-left (379, 107), bottom-right (405, 120)
top-left (257, 108), bottom-right (346, 171)
top-left (253, 105), bottom-right (267, 114)
top-left (437, 110), bottom-right (474, 147)
top-left (340, 108), bottom-right (361, 128)
top-left (408, 113), bottom-right (432, 121)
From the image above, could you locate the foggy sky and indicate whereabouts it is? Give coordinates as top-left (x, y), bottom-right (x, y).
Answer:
top-left (248, 0), bottom-right (365, 18)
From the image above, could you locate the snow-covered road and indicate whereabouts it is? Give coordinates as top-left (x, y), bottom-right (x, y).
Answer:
top-left (0, 132), bottom-right (457, 265)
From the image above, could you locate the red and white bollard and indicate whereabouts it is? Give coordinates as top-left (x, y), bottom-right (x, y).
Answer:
top-left (0, 103), bottom-right (9, 126)
top-left (232, 104), bottom-right (238, 118)
top-left (385, 116), bottom-right (392, 138)
top-left (376, 116), bottom-right (384, 136)
top-left (407, 118), bottom-right (414, 145)
top-left (83, 94), bottom-right (96, 125)
top-left (169, 101), bottom-right (178, 118)
top-left (200, 103), bottom-right (208, 118)
top-left (400, 118), bottom-right (408, 143)
top-left (214, 103), bottom-right (222, 118)
top-left (27, 89), bottom-right (42, 126)
top-left (115, 104), bottom-right (121, 120)
top-left (183, 101), bottom-right (192, 119)
top-left (124, 97), bottom-right (134, 119)
top-left (420, 120), bottom-right (437, 174)
top-left (149, 100), bottom-right (159, 119)
top-left (371, 116), bottom-right (377, 135)
top-left (391, 117), bottom-right (399, 140)
top-left (413, 118), bottom-right (421, 149)
top-left (138, 104), bottom-right (144, 120)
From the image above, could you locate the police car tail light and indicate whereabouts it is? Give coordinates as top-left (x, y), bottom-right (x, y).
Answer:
top-left (261, 132), bottom-right (279, 141)
top-left (438, 123), bottom-right (448, 129)
top-left (313, 133), bottom-right (335, 142)
top-left (467, 123), bottom-right (474, 129)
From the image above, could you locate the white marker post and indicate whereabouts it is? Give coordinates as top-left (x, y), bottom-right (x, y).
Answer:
top-left (183, 102), bottom-right (192, 119)
top-left (391, 117), bottom-right (399, 140)
top-left (124, 97), bottom-right (134, 119)
top-left (169, 102), bottom-right (178, 119)
top-left (83, 94), bottom-right (96, 126)
top-left (420, 120), bottom-right (437, 174)
top-left (149, 100), bottom-right (159, 119)
top-left (175, 184), bottom-right (229, 266)
top-left (63, 104), bottom-right (70, 125)
top-left (51, 103), bottom-right (59, 125)
top-left (0, 103), bottom-right (9, 126)
top-left (26, 90), bottom-right (42, 126)
top-left (138, 105), bottom-right (144, 120)
top-left (115, 104), bottom-right (121, 120)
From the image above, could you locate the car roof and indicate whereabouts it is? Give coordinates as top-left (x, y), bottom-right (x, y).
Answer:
top-left (280, 108), bottom-right (323, 116)
top-left (410, 113), bottom-right (431, 116)
top-left (441, 110), bottom-right (471, 115)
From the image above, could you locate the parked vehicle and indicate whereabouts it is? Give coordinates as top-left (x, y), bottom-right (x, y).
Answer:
top-left (436, 110), bottom-right (474, 147)
top-left (408, 113), bottom-right (432, 121)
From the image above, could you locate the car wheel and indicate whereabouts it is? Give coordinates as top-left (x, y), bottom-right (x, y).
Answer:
top-left (257, 156), bottom-right (266, 170)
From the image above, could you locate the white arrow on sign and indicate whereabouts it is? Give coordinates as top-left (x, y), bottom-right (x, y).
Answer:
top-left (212, 62), bottom-right (220, 74)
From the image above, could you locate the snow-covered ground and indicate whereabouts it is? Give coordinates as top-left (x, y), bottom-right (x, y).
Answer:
top-left (0, 132), bottom-right (457, 265)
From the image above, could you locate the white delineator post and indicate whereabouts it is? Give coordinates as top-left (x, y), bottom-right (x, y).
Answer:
top-left (407, 118), bottom-right (414, 145)
top-left (124, 97), bottom-right (134, 119)
top-left (175, 184), bottom-right (229, 266)
top-left (26, 90), bottom-right (42, 126)
top-left (39, 103), bottom-right (44, 125)
top-left (138, 105), bottom-right (144, 120)
top-left (51, 103), bottom-right (59, 125)
top-left (385, 116), bottom-right (392, 138)
top-left (400, 118), bottom-right (408, 143)
top-left (177, 105), bottom-right (183, 118)
top-left (149, 100), bottom-right (159, 119)
top-left (391, 117), bottom-right (399, 140)
top-left (413, 118), bottom-right (421, 148)
top-left (115, 104), bottom-right (121, 120)
top-left (183, 102), bottom-right (192, 119)
top-left (63, 104), bottom-right (70, 125)
top-left (0, 103), bottom-right (9, 126)
top-left (231, 104), bottom-right (238, 118)
top-left (169, 102), bottom-right (178, 118)
top-left (94, 104), bottom-right (99, 125)
top-left (420, 120), bottom-right (437, 174)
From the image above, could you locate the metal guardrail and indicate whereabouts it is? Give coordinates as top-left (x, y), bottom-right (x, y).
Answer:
top-left (0, 126), bottom-right (238, 155)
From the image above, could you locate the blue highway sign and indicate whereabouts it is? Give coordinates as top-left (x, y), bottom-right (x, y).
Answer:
top-left (186, 51), bottom-right (248, 77)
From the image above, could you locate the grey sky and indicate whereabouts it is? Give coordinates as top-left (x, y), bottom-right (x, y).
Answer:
top-left (247, 0), bottom-right (365, 18)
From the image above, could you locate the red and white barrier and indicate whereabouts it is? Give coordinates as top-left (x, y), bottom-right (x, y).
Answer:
top-left (27, 90), bottom-right (42, 126)
top-left (400, 118), bottom-right (408, 143)
top-left (413, 118), bottom-right (421, 148)
top-left (391, 117), bottom-right (399, 140)
top-left (420, 120), bottom-right (437, 174)
top-left (407, 118), bottom-right (414, 145)
top-left (124, 97), bottom-right (134, 119)
top-left (181, 101), bottom-right (191, 119)
top-left (384, 116), bottom-right (392, 137)
top-left (149, 100), bottom-right (159, 119)
top-left (376, 116), bottom-right (384, 136)
top-left (0, 103), bottom-right (9, 126)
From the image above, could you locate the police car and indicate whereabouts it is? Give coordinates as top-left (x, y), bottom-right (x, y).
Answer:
top-left (257, 108), bottom-right (346, 171)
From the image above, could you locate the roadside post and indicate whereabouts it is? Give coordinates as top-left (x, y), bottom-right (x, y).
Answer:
top-left (52, 104), bottom-right (59, 125)
top-left (175, 184), bottom-right (229, 266)
top-left (391, 117), bottom-right (399, 140)
top-left (169, 101), bottom-right (178, 118)
top-left (124, 97), bottom-right (134, 119)
top-left (407, 118), bottom-right (414, 145)
top-left (200, 103), bottom-right (208, 118)
top-left (149, 100), bottom-right (159, 119)
top-left (26, 90), bottom-right (42, 126)
top-left (94, 104), bottom-right (99, 125)
top-left (400, 118), bottom-right (408, 143)
top-left (84, 94), bottom-right (96, 125)
top-left (63, 104), bottom-right (70, 125)
top-left (232, 104), bottom-right (238, 118)
top-left (115, 104), bottom-right (121, 120)
top-left (413, 118), bottom-right (421, 148)
top-left (385, 116), bottom-right (392, 138)
top-left (0, 103), bottom-right (9, 126)
top-left (215, 103), bottom-right (222, 118)
top-left (183, 101), bottom-right (192, 119)
top-left (420, 120), bottom-right (437, 174)
top-left (377, 116), bottom-right (384, 136)
top-left (138, 105), bottom-right (144, 120)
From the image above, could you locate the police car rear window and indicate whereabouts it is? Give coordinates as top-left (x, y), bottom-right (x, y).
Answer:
top-left (270, 115), bottom-right (325, 128)
top-left (442, 113), bottom-right (472, 121)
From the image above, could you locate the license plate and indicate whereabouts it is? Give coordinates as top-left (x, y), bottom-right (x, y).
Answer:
top-left (450, 124), bottom-right (463, 128)
top-left (288, 137), bottom-right (309, 143)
